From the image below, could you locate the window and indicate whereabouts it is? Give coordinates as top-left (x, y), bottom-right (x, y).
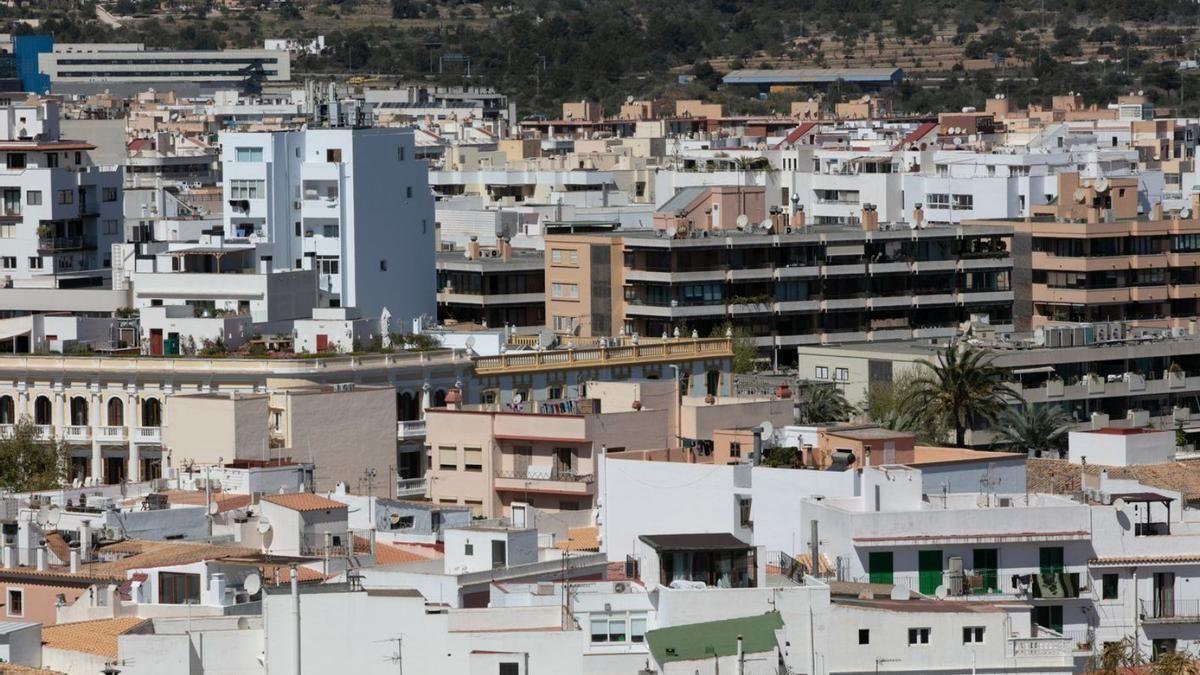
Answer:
top-left (464, 542), bottom-right (474, 555)
top-left (6, 588), bottom-right (22, 617)
top-left (317, 257), bottom-right (340, 275)
top-left (103, 219), bottom-right (119, 235)
top-left (963, 626), bottom-right (984, 644)
top-left (815, 366), bottom-right (829, 379)
top-left (323, 224), bottom-right (339, 238)
top-left (25, 190), bottom-right (40, 206)
top-left (738, 496), bottom-right (752, 527)
top-left (498, 664), bottom-right (519, 675)
top-left (45, 152), bottom-right (57, 168)
top-left (326, 149), bottom-right (342, 163)
top-left (380, 260), bottom-right (388, 272)
top-left (552, 283), bottom-right (579, 299)
top-left (0, 257), bottom-right (15, 269)
top-left (158, 572), bottom-right (201, 604)
top-left (590, 613), bottom-right (646, 643)
top-left (1102, 573), bottom-right (1119, 600)
top-left (406, 186), bottom-right (413, 199)
top-left (56, 189), bottom-right (73, 204)
top-left (28, 257), bottom-right (42, 270)
top-left (235, 147), bottom-right (264, 162)
top-left (952, 194), bottom-right (974, 210)
top-left (551, 248), bottom-right (578, 266)
top-left (438, 446), bottom-right (457, 470)
top-left (553, 315), bottom-right (574, 332)
top-left (0, 224), bottom-right (12, 238)
top-left (397, 146), bottom-right (406, 162)
top-left (464, 447), bottom-right (483, 472)
top-left (6, 153), bottom-right (25, 169)
top-left (102, 187), bottom-right (117, 202)
top-left (927, 193), bottom-right (950, 209)
top-left (230, 180), bottom-right (265, 200)
top-left (630, 616), bottom-right (647, 643)
top-left (908, 627), bottom-right (930, 645)
top-left (858, 629), bottom-right (870, 645)
top-left (730, 441), bottom-right (742, 458)
top-left (295, 222), bottom-right (302, 237)
top-left (551, 249), bottom-right (563, 264)
top-left (834, 367), bottom-right (849, 382)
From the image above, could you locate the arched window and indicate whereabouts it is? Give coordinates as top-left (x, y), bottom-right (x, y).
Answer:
top-left (107, 398), bottom-right (124, 427)
top-left (433, 389), bottom-right (447, 407)
top-left (0, 396), bottom-right (13, 425)
top-left (705, 370), bottom-right (721, 397)
top-left (142, 398), bottom-right (162, 427)
top-left (397, 391), bottom-right (417, 421)
top-left (69, 396), bottom-right (88, 426)
top-left (33, 396), bottom-right (52, 425)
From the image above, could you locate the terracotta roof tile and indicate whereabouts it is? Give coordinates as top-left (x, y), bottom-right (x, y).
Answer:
top-left (0, 540), bottom-right (260, 583)
top-left (159, 490), bottom-right (252, 514)
top-left (261, 493), bottom-right (347, 512)
top-left (42, 617), bottom-right (148, 658)
top-left (0, 664), bottom-right (65, 675)
top-left (259, 564), bottom-right (328, 586)
top-left (555, 527), bottom-right (599, 552)
top-left (1028, 458), bottom-right (1200, 503)
top-left (372, 541), bottom-right (438, 565)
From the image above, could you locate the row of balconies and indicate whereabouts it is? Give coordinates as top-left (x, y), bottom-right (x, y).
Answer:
top-left (1034, 283), bottom-right (1200, 304)
top-left (1030, 370), bottom-right (1196, 402)
top-left (625, 291), bottom-right (1012, 318)
top-left (0, 424), bottom-right (161, 443)
top-left (624, 258), bottom-right (1009, 283)
top-left (1032, 250), bottom-right (1200, 272)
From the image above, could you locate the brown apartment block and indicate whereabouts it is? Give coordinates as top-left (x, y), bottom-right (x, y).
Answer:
top-left (998, 172), bottom-right (1200, 330)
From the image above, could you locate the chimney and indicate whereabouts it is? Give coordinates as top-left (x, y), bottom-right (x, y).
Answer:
top-left (1, 545), bottom-right (11, 569)
top-left (1153, 201), bottom-right (1164, 221)
top-left (79, 520), bottom-right (91, 563)
top-left (1192, 192), bottom-right (1200, 222)
top-left (861, 204), bottom-right (878, 231)
top-left (36, 544), bottom-right (47, 571)
top-left (499, 237), bottom-right (512, 262)
top-left (794, 205), bottom-right (806, 230)
top-left (258, 255), bottom-right (273, 274)
top-left (466, 236), bottom-right (480, 261)
top-left (69, 549), bottom-right (79, 574)
top-left (913, 204), bottom-right (924, 228)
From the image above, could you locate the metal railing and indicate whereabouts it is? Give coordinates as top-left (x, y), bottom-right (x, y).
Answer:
top-left (397, 419), bottom-right (426, 439)
top-left (495, 467), bottom-right (594, 483)
top-left (38, 236), bottom-right (86, 251)
top-left (474, 337), bottom-right (733, 374)
top-left (1141, 598), bottom-right (1200, 621)
top-left (775, 552), bottom-right (807, 585)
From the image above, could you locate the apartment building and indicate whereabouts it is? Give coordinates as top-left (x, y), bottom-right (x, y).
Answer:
top-left (1002, 173), bottom-right (1200, 330)
top-left (545, 189), bottom-right (1013, 359)
top-left (37, 43), bottom-right (290, 94)
top-left (435, 242), bottom-right (545, 328)
top-left (219, 127), bottom-right (435, 328)
top-left (0, 98), bottom-right (123, 290)
top-left (425, 378), bottom-right (790, 517)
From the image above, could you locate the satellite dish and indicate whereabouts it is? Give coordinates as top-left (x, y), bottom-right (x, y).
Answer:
top-left (759, 218), bottom-right (773, 232)
top-left (208, 501), bottom-right (221, 516)
top-left (759, 420), bottom-right (775, 441)
top-left (389, 512), bottom-right (402, 526)
top-left (536, 329), bottom-right (556, 349)
top-left (976, 494), bottom-right (990, 508)
top-left (256, 518), bottom-right (272, 534)
top-left (1073, 188), bottom-right (1087, 204)
top-left (1113, 498), bottom-right (1127, 511)
top-left (1094, 178), bottom-right (1110, 193)
top-left (464, 336), bottom-right (476, 350)
top-left (935, 586), bottom-right (949, 599)
top-left (1182, 207), bottom-right (1193, 219)
top-left (736, 214), bottom-right (750, 229)
top-left (243, 573), bottom-right (262, 596)
top-left (463, 249), bottom-right (472, 259)
top-left (513, 392), bottom-right (524, 405)
top-left (34, 504), bottom-right (50, 527)
top-left (45, 504), bottom-right (60, 527)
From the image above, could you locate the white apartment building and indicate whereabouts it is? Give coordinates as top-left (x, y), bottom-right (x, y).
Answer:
top-left (38, 43), bottom-right (290, 92)
top-left (0, 99), bottom-right (123, 293)
top-left (219, 127), bottom-right (435, 329)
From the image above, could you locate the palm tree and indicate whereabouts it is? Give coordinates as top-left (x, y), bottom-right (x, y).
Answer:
top-left (993, 404), bottom-right (1073, 458)
top-left (909, 343), bottom-right (1013, 447)
top-left (795, 382), bottom-right (855, 424)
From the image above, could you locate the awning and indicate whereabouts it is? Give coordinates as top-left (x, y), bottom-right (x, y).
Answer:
top-left (1012, 366), bottom-right (1056, 375)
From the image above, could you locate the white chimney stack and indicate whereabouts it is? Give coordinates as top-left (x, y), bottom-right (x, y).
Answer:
top-left (69, 549), bottom-right (79, 574)
top-left (79, 520), bottom-right (91, 563)
top-left (36, 544), bottom-right (47, 571)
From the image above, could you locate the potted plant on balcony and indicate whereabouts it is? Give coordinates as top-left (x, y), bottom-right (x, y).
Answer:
top-left (1086, 371), bottom-right (1105, 394)
top-left (1045, 372), bottom-right (1064, 398)
top-left (1168, 362), bottom-right (1186, 388)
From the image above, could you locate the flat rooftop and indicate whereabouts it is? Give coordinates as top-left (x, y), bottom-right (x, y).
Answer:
top-left (722, 67), bottom-right (903, 85)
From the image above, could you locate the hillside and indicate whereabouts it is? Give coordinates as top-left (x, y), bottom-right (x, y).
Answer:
top-left (8, 0), bottom-right (1200, 115)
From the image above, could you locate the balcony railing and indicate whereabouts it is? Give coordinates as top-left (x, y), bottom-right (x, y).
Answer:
top-left (1141, 599), bottom-right (1200, 622)
top-left (397, 419), bottom-right (426, 440)
top-left (496, 467), bottom-right (594, 483)
top-left (33, 425), bottom-right (53, 441)
top-left (299, 529), bottom-right (372, 558)
top-left (96, 426), bottom-right (127, 442)
top-left (62, 425), bottom-right (90, 442)
top-left (135, 426), bottom-right (162, 443)
top-left (38, 236), bottom-right (86, 251)
top-left (395, 477), bottom-right (427, 498)
top-left (0, 424), bottom-right (12, 439)
top-left (1011, 628), bottom-right (1073, 658)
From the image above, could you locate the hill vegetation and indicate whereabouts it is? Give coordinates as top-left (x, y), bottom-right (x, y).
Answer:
top-left (9, 0), bottom-right (1200, 115)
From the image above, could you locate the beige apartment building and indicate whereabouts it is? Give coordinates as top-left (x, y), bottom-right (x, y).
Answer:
top-left (425, 380), bottom-right (792, 518)
top-left (1002, 172), bottom-right (1200, 329)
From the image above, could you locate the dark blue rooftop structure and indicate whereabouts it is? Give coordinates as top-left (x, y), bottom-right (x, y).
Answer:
top-left (14, 35), bottom-right (52, 94)
top-left (722, 67), bottom-right (903, 91)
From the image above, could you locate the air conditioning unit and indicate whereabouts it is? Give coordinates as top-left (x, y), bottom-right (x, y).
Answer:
top-left (614, 581), bottom-right (629, 594)
top-left (332, 382), bottom-right (355, 392)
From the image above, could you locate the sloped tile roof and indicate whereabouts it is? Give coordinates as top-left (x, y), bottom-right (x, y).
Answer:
top-left (42, 617), bottom-right (149, 658)
top-left (261, 493), bottom-right (347, 512)
top-left (1028, 458), bottom-right (1200, 503)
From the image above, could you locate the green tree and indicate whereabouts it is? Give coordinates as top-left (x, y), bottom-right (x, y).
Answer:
top-left (712, 322), bottom-right (758, 374)
top-left (992, 404), bottom-right (1072, 457)
top-left (909, 343), bottom-right (1013, 447)
top-left (0, 419), bottom-right (66, 492)
top-left (864, 370), bottom-right (944, 442)
top-left (795, 382), bottom-right (855, 424)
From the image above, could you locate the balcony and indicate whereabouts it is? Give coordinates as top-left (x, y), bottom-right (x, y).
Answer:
top-left (96, 426), bottom-right (127, 442)
top-left (395, 477), bottom-right (427, 498)
top-left (1141, 599), bottom-right (1200, 624)
top-left (494, 468), bottom-right (596, 496)
top-left (62, 425), bottom-right (91, 442)
top-left (397, 419), bottom-right (426, 440)
top-left (135, 426), bottom-right (161, 443)
top-left (38, 236), bottom-right (87, 252)
top-left (1010, 631), bottom-right (1073, 659)
top-left (33, 425), bottom-right (53, 441)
